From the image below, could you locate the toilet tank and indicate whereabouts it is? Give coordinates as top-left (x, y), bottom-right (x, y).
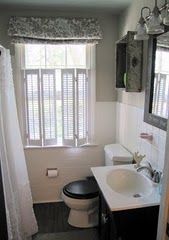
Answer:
top-left (104, 144), bottom-right (133, 166)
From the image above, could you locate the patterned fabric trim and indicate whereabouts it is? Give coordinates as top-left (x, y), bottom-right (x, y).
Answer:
top-left (8, 16), bottom-right (103, 44)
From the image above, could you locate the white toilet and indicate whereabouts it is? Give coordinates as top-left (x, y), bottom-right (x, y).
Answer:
top-left (62, 144), bottom-right (133, 228)
top-left (62, 179), bottom-right (99, 228)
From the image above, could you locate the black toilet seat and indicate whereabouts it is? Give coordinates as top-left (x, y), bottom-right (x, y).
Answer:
top-left (63, 180), bottom-right (99, 199)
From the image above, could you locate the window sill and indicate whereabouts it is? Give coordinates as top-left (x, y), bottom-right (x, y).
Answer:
top-left (79, 143), bottom-right (98, 147)
top-left (24, 143), bottom-right (98, 150)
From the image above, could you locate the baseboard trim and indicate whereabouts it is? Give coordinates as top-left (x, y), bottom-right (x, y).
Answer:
top-left (33, 199), bottom-right (63, 204)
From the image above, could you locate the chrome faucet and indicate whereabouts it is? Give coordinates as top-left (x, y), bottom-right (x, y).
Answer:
top-left (136, 162), bottom-right (162, 183)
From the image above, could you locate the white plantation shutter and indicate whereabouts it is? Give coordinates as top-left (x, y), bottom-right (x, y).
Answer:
top-left (76, 69), bottom-right (88, 146)
top-left (41, 69), bottom-right (57, 145)
top-left (61, 69), bottom-right (75, 146)
top-left (153, 73), bottom-right (168, 118)
top-left (157, 74), bottom-right (166, 117)
top-left (21, 44), bottom-right (95, 147)
top-left (153, 74), bottom-right (159, 115)
top-left (24, 69), bottom-right (42, 145)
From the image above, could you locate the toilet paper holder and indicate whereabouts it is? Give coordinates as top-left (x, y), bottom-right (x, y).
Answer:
top-left (46, 168), bottom-right (58, 176)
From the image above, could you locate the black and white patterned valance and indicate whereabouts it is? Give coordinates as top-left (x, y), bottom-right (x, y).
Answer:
top-left (8, 16), bottom-right (103, 44)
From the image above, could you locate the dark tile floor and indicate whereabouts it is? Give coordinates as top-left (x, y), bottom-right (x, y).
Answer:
top-left (33, 230), bottom-right (99, 240)
top-left (33, 202), bottom-right (75, 233)
top-left (33, 202), bottom-right (99, 240)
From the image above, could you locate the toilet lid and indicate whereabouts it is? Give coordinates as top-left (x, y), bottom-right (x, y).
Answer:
top-left (63, 180), bottom-right (99, 199)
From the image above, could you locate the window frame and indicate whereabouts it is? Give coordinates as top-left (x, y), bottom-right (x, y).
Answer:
top-left (14, 44), bottom-right (96, 148)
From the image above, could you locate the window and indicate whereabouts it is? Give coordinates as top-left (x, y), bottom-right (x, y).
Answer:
top-left (18, 44), bottom-right (95, 147)
top-left (152, 46), bottom-right (169, 119)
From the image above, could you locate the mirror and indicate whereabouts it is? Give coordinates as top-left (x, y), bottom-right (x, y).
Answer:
top-left (144, 31), bottom-right (169, 131)
top-left (152, 33), bottom-right (169, 119)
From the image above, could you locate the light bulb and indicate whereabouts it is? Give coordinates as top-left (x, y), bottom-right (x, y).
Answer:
top-left (134, 17), bottom-right (149, 40)
top-left (147, 6), bottom-right (164, 34)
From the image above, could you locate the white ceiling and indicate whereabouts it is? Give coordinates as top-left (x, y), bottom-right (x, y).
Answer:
top-left (0, 0), bottom-right (133, 12)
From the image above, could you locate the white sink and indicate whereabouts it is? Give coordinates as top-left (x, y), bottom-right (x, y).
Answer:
top-left (107, 168), bottom-right (153, 198)
top-left (91, 165), bottom-right (160, 211)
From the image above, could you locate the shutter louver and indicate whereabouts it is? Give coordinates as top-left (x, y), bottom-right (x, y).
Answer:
top-left (76, 69), bottom-right (88, 146)
top-left (25, 69), bottom-right (42, 145)
top-left (61, 69), bottom-right (75, 146)
top-left (41, 69), bottom-right (57, 145)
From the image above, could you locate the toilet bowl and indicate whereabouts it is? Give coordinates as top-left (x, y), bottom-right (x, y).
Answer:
top-left (62, 180), bottom-right (99, 228)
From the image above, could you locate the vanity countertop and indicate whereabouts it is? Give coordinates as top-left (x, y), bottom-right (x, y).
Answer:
top-left (91, 164), bottom-right (161, 212)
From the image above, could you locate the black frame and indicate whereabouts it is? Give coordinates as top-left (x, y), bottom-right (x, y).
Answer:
top-left (115, 31), bottom-right (143, 92)
top-left (144, 36), bottom-right (167, 131)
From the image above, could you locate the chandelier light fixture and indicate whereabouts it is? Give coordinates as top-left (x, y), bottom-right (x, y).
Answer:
top-left (163, 2), bottom-right (169, 25)
top-left (134, 0), bottom-right (169, 41)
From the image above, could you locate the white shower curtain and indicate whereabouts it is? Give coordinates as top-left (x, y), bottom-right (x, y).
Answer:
top-left (0, 46), bottom-right (38, 239)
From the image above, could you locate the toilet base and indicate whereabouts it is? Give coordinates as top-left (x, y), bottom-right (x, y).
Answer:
top-left (68, 207), bottom-right (98, 228)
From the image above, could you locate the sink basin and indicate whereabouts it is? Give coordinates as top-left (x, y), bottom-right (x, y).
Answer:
top-left (107, 168), bottom-right (153, 198)
top-left (92, 165), bottom-right (160, 211)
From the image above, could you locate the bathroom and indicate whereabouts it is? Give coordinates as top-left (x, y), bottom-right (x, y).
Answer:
top-left (0, 0), bottom-right (169, 239)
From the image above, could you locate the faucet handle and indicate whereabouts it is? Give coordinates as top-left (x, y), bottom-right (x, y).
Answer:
top-left (152, 170), bottom-right (162, 183)
top-left (147, 162), bottom-right (153, 170)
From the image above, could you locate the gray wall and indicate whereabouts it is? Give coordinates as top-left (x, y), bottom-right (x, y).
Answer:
top-left (117, 0), bottom-right (164, 108)
top-left (0, 8), bottom-right (118, 102)
top-left (115, 0), bottom-right (167, 174)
